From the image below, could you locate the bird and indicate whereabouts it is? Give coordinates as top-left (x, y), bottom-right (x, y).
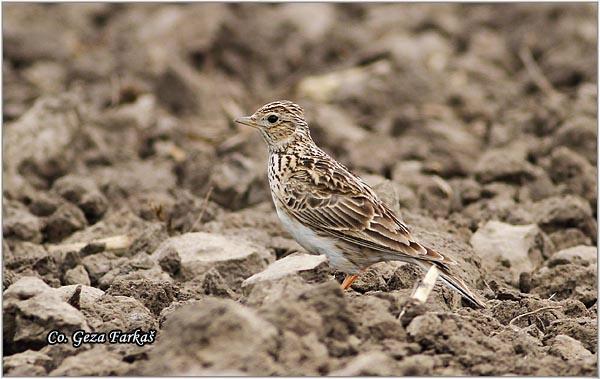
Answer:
top-left (235, 100), bottom-right (486, 308)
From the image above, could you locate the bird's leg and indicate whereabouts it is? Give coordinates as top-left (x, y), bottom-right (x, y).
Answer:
top-left (341, 274), bottom-right (359, 290)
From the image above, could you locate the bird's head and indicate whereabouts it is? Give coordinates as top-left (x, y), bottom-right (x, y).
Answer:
top-left (235, 100), bottom-right (311, 150)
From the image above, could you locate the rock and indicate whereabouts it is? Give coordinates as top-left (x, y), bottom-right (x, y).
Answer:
top-left (391, 161), bottom-right (453, 217)
top-left (80, 294), bottom-right (157, 332)
top-left (141, 298), bottom-right (279, 375)
top-left (548, 245), bottom-right (597, 267)
top-left (22, 60), bottom-right (66, 94)
top-left (407, 313), bottom-right (442, 344)
top-left (157, 246), bottom-right (181, 276)
top-left (52, 175), bottom-right (108, 223)
top-left (97, 258), bottom-right (171, 290)
top-left (348, 294), bottom-right (404, 341)
top-left (297, 61), bottom-right (392, 104)
top-left (242, 253), bottom-right (328, 287)
top-left (307, 103), bottom-right (367, 150)
top-left (548, 334), bottom-right (594, 362)
top-left (4, 241), bottom-right (51, 272)
top-left (474, 148), bottom-right (538, 184)
top-left (257, 281), bottom-right (356, 357)
top-left (347, 262), bottom-right (396, 293)
top-left (530, 195), bottom-right (597, 241)
top-left (450, 178), bottom-right (482, 207)
top-left (348, 134), bottom-right (404, 174)
top-left (544, 318), bottom-right (597, 354)
top-left (103, 94), bottom-right (156, 130)
top-left (81, 252), bottom-right (128, 285)
top-left (43, 203), bottom-right (87, 243)
top-left (279, 3), bottom-right (335, 43)
top-left (92, 160), bottom-right (177, 201)
top-left (49, 346), bottom-right (130, 376)
top-left (200, 268), bottom-right (235, 297)
top-left (106, 278), bottom-right (178, 316)
top-left (209, 153), bottom-right (268, 211)
top-left (549, 228), bottom-right (592, 251)
top-left (3, 350), bottom-right (53, 376)
top-left (3, 276), bottom-right (52, 300)
top-left (3, 277), bottom-right (89, 354)
top-left (531, 263), bottom-right (596, 306)
top-left (396, 354), bottom-right (435, 376)
top-left (54, 285), bottom-right (105, 308)
top-left (545, 147), bottom-right (597, 208)
top-left (151, 232), bottom-right (272, 285)
top-left (272, 331), bottom-right (329, 375)
top-left (552, 116), bottom-right (597, 164)
top-left (330, 351), bottom-right (399, 376)
top-left (63, 265), bottom-right (91, 286)
top-left (27, 191), bottom-right (63, 217)
top-left (3, 201), bottom-right (43, 243)
top-left (3, 95), bottom-right (81, 184)
top-left (155, 65), bottom-right (200, 115)
top-left (470, 221), bottom-right (551, 283)
top-left (129, 223), bottom-right (169, 256)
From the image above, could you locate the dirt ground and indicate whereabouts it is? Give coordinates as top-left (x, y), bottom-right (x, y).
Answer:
top-left (2, 3), bottom-right (598, 376)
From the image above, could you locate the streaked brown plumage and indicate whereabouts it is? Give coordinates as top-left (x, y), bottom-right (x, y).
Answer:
top-left (235, 100), bottom-right (486, 308)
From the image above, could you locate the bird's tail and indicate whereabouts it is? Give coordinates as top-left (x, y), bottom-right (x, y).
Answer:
top-left (415, 259), bottom-right (487, 309)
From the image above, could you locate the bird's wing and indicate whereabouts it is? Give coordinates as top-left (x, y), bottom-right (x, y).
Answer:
top-left (280, 160), bottom-right (456, 265)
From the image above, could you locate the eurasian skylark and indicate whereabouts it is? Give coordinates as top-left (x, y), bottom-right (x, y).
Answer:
top-left (235, 100), bottom-right (486, 308)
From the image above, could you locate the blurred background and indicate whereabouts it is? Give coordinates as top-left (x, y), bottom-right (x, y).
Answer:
top-left (3, 3), bottom-right (596, 214)
top-left (2, 3), bottom-right (598, 376)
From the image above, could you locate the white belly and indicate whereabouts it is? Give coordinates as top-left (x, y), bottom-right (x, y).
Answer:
top-left (274, 202), bottom-right (358, 273)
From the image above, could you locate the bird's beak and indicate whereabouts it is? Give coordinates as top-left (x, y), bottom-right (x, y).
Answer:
top-left (234, 116), bottom-right (257, 128)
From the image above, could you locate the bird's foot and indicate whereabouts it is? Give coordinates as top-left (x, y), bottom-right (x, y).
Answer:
top-left (341, 274), bottom-right (359, 290)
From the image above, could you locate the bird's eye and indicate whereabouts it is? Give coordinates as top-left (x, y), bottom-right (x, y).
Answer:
top-left (267, 115), bottom-right (279, 124)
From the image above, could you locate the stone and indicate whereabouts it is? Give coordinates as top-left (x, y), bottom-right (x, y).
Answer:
top-left (151, 232), bottom-right (272, 283)
top-left (548, 245), bottom-right (597, 267)
top-left (157, 246), bottom-right (181, 276)
top-left (106, 278), bottom-right (178, 316)
top-left (470, 221), bottom-right (549, 283)
top-left (3, 350), bottom-right (53, 376)
top-left (209, 153), bottom-right (268, 211)
top-left (545, 318), bottom-right (597, 354)
top-left (3, 276), bottom-right (52, 300)
top-left (530, 195), bottom-right (596, 241)
top-left (548, 334), bottom-right (594, 362)
top-left (54, 285), bottom-right (105, 309)
top-left (3, 277), bottom-right (88, 354)
top-left (49, 346), bottom-right (130, 376)
top-left (549, 228), bottom-right (592, 251)
top-left (80, 294), bottom-right (157, 332)
top-left (3, 95), bottom-right (81, 184)
top-left (531, 263), bottom-right (597, 306)
top-left (43, 203), bottom-right (87, 243)
top-left (474, 148), bottom-right (538, 184)
top-left (52, 175), bottom-right (108, 223)
top-left (552, 116), bottom-right (597, 164)
top-left (546, 147), bottom-right (597, 208)
top-left (396, 354), bottom-right (435, 376)
top-left (330, 351), bottom-right (398, 376)
top-left (3, 201), bottom-right (43, 243)
top-left (27, 191), bottom-right (63, 217)
top-left (63, 265), bottom-right (91, 286)
top-left (141, 298), bottom-right (279, 375)
top-left (307, 103), bottom-right (366, 149)
top-left (4, 241), bottom-right (50, 271)
top-left (81, 252), bottom-right (127, 285)
top-left (242, 253), bottom-right (328, 287)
